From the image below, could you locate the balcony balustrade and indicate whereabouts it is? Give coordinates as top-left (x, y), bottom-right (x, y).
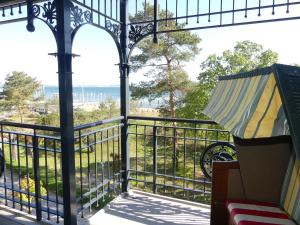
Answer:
top-left (0, 116), bottom-right (231, 224)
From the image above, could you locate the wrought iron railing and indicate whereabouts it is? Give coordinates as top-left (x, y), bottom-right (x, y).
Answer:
top-left (127, 116), bottom-right (232, 204)
top-left (0, 117), bottom-right (123, 223)
top-left (0, 115), bottom-right (231, 223)
top-left (71, 0), bottom-right (121, 25)
top-left (0, 122), bottom-right (63, 222)
top-left (128, 0), bottom-right (300, 32)
top-left (74, 117), bottom-right (123, 217)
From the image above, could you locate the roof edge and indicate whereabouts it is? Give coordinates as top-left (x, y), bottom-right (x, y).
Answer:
top-left (0, 0), bottom-right (40, 7)
top-left (218, 66), bottom-right (274, 81)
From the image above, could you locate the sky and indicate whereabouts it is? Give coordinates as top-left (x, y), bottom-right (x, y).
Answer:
top-left (1, 3), bottom-right (300, 87)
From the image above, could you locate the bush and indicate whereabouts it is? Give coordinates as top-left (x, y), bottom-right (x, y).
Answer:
top-left (15, 176), bottom-right (47, 203)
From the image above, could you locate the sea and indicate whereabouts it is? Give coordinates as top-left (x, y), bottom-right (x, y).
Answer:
top-left (43, 86), bottom-right (160, 108)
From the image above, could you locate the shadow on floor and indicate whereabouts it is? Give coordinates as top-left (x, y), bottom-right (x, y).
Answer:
top-left (88, 191), bottom-right (210, 225)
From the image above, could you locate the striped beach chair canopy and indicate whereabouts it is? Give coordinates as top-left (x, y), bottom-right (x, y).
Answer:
top-left (203, 64), bottom-right (300, 158)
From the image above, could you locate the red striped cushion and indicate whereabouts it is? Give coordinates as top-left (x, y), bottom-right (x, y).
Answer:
top-left (227, 200), bottom-right (297, 225)
top-left (231, 209), bottom-right (289, 219)
top-left (237, 222), bottom-right (292, 225)
top-left (226, 200), bottom-right (279, 207)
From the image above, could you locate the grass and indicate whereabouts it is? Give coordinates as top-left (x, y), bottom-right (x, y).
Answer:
top-left (3, 140), bottom-right (119, 197)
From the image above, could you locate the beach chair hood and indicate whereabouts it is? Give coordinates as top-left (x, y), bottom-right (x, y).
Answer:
top-left (203, 64), bottom-right (300, 158)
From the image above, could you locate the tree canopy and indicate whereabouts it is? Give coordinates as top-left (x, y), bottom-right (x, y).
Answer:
top-left (198, 40), bottom-right (278, 90)
top-left (130, 4), bottom-right (201, 118)
top-left (0, 71), bottom-right (41, 123)
top-left (37, 97), bottom-right (120, 127)
top-left (177, 41), bottom-right (279, 119)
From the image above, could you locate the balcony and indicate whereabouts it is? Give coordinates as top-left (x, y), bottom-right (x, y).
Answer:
top-left (2, 1), bottom-right (300, 225)
top-left (0, 116), bottom-right (231, 224)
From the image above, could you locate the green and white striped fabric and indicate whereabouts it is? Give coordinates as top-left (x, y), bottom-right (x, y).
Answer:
top-left (280, 155), bottom-right (300, 223)
top-left (203, 68), bottom-right (290, 139)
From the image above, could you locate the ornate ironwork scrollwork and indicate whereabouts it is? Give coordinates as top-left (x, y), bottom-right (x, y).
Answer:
top-left (32, 0), bottom-right (57, 31)
top-left (70, 4), bottom-right (92, 30)
top-left (28, 0), bottom-right (92, 33)
top-left (105, 20), bottom-right (121, 39)
top-left (128, 23), bottom-right (154, 49)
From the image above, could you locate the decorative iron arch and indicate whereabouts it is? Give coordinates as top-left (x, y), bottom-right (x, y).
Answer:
top-left (3, 1), bottom-right (300, 56)
top-left (2, 1), bottom-right (300, 225)
top-left (26, 0), bottom-right (123, 61)
top-left (71, 22), bottom-right (122, 64)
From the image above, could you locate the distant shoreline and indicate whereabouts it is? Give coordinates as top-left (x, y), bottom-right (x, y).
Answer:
top-left (43, 85), bottom-right (120, 88)
top-left (43, 86), bottom-right (161, 109)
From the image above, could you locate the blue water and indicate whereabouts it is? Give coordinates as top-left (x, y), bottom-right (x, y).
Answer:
top-left (44, 86), bottom-right (120, 103)
top-left (43, 86), bottom-right (160, 108)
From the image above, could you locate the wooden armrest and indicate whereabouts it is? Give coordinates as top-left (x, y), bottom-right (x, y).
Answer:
top-left (210, 161), bottom-right (239, 225)
top-left (212, 161), bottom-right (239, 171)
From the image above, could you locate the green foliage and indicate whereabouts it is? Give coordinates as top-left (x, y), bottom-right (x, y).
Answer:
top-left (130, 3), bottom-right (201, 117)
top-left (176, 83), bottom-right (210, 119)
top-left (198, 40), bottom-right (278, 89)
top-left (38, 112), bottom-right (60, 127)
top-left (178, 41), bottom-right (278, 119)
top-left (0, 71), bottom-right (41, 123)
top-left (37, 97), bottom-right (120, 127)
top-left (73, 99), bottom-right (119, 126)
top-left (98, 97), bottom-right (119, 119)
top-left (15, 176), bottom-right (47, 203)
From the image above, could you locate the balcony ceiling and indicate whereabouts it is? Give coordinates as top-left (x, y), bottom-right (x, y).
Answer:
top-left (0, 0), bottom-right (24, 7)
top-left (0, 0), bottom-right (39, 7)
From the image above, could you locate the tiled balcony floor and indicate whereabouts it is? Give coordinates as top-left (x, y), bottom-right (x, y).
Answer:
top-left (0, 206), bottom-right (41, 225)
top-left (84, 190), bottom-right (211, 225)
top-left (0, 190), bottom-right (211, 225)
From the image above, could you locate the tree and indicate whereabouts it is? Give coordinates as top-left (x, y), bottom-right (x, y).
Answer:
top-left (130, 4), bottom-right (201, 118)
top-left (98, 97), bottom-right (119, 119)
top-left (198, 40), bottom-right (278, 89)
top-left (177, 41), bottom-right (278, 119)
top-left (176, 82), bottom-right (211, 119)
top-left (0, 71), bottom-right (41, 123)
top-left (38, 112), bottom-right (60, 127)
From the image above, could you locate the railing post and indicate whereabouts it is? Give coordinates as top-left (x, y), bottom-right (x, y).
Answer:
top-left (32, 130), bottom-right (42, 221)
top-left (120, 0), bottom-right (130, 193)
top-left (152, 126), bottom-right (157, 194)
top-left (56, 1), bottom-right (77, 224)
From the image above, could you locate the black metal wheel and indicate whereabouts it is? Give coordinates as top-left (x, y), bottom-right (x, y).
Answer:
top-left (200, 142), bottom-right (236, 179)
